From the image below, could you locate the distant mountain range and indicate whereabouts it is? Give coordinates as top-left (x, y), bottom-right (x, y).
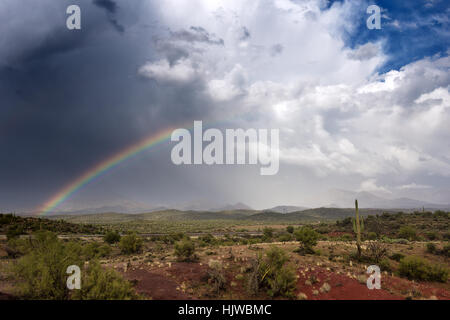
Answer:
top-left (264, 205), bottom-right (309, 213)
top-left (30, 189), bottom-right (449, 217)
top-left (321, 189), bottom-right (450, 209)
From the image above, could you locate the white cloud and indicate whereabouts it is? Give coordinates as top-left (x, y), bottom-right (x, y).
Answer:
top-left (137, 0), bottom-right (450, 202)
top-left (397, 183), bottom-right (432, 190)
top-left (138, 58), bottom-right (198, 83)
top-left (360, 179), bottom-right (391, 194)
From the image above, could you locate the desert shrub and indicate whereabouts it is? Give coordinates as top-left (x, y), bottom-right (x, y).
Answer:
top-left (379, 258), bottom-right (391, 272)
top-left (286, 226), bottom-right (294, 234)
top-left (340, 234), bottom-right (353, 241)
top-left (390, 253), bottom-right (405, 262)
top-left (104, 231), bottom-right (121, 244)
top-left (246, 246), bottom-right (296, 298)
top-left (294, 227), bottom-right (320, 254)
top-left (10, 231), bottom-right (82, 299)
top-left (434, 210), bottom-right (449, 218)
top-left (119, 233), bottom-right (143, 254)
top-left (207, 260), bottom-right (226, 295)
top-left (199, 234), bottom-right (216, 247)
top-left (262, 227), bottom-right (274, 240)
top-left (336, 217), bottom-right (352, 227)
top-left (392, 238), bottom-right (409, 245)
top-left (366, 232), bottom-right (378, 240)
top-left (364, 241), bottom-right (388, 263)
top-left (398, 256), bottom-right (448, 283)
top-left (425, 232), bottom-right (439, 241)
top-left (397, 226), bottom-right (418, 241)
top-left (6, 224), bottom-right (24, 240)
top-left (0, 213), bottom-right (14, 225)
top-left (174, 239), bottom-right (197, 262)
top-left (443, 232), bottom-right (450, 240)
top-left (169, 232), bottom-right (185, 242)
top-left (266, 266), bottom-right (297, 298)
top-left (71, 261), bottom-right (138, 300)
top-left (439, 244), bottom-right (450, 257)
top-left (83, 242), bottom-right (112, 259)
top-left (426, 243), bottom-right (437, 254)
top-left (278, 234), bottom-right (293, 242)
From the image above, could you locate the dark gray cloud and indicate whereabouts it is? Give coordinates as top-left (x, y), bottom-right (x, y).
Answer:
top-left (93, 0), bottom-right (118, 14)
top-left (93, 0), bottom-right (125, 33)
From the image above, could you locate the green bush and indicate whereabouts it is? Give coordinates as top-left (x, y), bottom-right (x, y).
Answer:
top-left (397, 226), bottom-right (418, 241)
top-left (262, 227), bottom-right (274, 240)
top-left (390, 253), bottom-right (405, 262)
top-left (247, 246), bottom-right (296, 298)
top-left (199, 234), bottom-right (215, 246)
top-left (398, 256), bottom-right (448, 283)
top-left (104, 231), bottom-right (121, 244)
top-left (83, 242), bottom-right (112, 259)
top-left (363, 241), bottom-right (388, 263)
top-left (10, 231), bottom-right (82, 299)
top-left (119, 233), bottom-right (143, 254)
top-left (207, 260), bottom-right (226, 295)
top-left (440, 243), bottom-right (450, 257)
top-left (278, 234), bottom-right (293, 242)
top-left (294, 227), bottom-right (320, 254)
top-left (426, 243), bottom-right (436, 254)
top-left (340, 234), bottom-right (354, 241)
top-left (174, 239), bottom-right (197, 262)
top-left (6, 224), bottom-right (24, 240)
top-left (379, 258), bottom-right (391, 272)
top-left (71, 261), bottom-right (138, 300)
top-left (425, 232), bottom-right (439, 241)
top-left (366, 232), bottom-right (378, 240)
top-left (286, 226), bottom-right (294, 234)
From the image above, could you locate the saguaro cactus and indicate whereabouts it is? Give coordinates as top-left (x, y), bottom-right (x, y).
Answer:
top-left (353, 199), bottom-right (364, 258)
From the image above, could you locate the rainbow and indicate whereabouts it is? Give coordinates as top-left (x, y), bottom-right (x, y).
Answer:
top-left (37, 125), bottom-right (183, 216)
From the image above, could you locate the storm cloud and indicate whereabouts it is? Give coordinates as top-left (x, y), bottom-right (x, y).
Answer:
top-left (0, 0), bottom-right (449, 213)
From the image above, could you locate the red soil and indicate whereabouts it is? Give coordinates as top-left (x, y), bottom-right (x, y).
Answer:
top-left (166, 262), bottom-right (210, 284)
top-left (297, 267), bottom-right (403, 300)
top-left (123, 268), bottom-right (191, 300)
top-left (382, 275), bottom-right (450, 300)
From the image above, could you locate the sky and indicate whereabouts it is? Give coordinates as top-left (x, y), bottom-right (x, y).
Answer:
top-left (0, 0), bottom-right (449, 212)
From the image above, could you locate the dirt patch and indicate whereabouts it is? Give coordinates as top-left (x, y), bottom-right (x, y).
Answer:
top-left (382, 275), bottom-right (450, 300)
top-left (123, 268), bottom-right (191, 300)
top-left (166, 262), bottom-right (209, 284)
top-left (297, 266), bottom-right (403, 300)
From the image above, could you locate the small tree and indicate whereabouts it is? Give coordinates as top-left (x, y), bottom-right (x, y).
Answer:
top-left (286, 226), bottom-right (294, 234)
top-left (104, 231), bottom-right (121, 244)
top-left (294, 227), bottom-right (320, 254)
top-left (119, 233), bottom-right (143, 254)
